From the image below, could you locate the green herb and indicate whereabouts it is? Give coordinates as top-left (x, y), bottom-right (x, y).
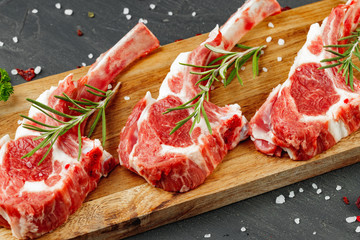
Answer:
top-left (21, 82), bottom-right (120, 164)
top-left (319, 28), bottom-right (360, 90)
top-left (88, 12), bottom-right (95, 18)
top-left (0, 68), bottom-right (14, 102)
top-left (163, 43), bottom-right (265, 135)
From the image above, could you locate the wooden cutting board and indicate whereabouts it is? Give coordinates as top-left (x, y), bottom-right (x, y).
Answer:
top-left (0, 0), bottom-right (356, 239)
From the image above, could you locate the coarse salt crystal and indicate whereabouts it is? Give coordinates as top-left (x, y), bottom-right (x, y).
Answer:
top-left (312, 183), bottom-right (318, 189)
top-left (149, 4), bottom-right (156, 10)
top-left (64, 9), bottom-right (73, 16)
top-left (325, 196), bottom-right (330, 200)
top-left (34, 66), bottom-right (41, 74)
top-left (123, 7), bottom-right (129, 15)
top-left (210, 86), bottom-right (215, 91)
top-left (192, 11), bottom-right (197, 17)
top-left (241, 227), bottom-right (246, 232)
top-left (26, 162), bottom-right (32, 168)
top-left (316, 189), bottom-right (322, 194)
top-left (11, 69), bottom-right (18, 75)
top-left (266, 36), bottom-right (272, 43)
top-left (262, 67), bottom-right (268, 72)
top-left (12, 36), bottom-right (18, 43)
top-left (17, 119), bottom-right (23, 125)
top-left (108, 84), bottom-right (112, 89)
top-left (346, 216), bottom-right (357, 223)
top-left (241, 66), bottom-right (245, 71)
top-left (81, 62), bottom-right (86, 67)
top-left (294, 218), bottom-right (300, 224)
top-left (277, 56), bottom-right (282, 62)
top-left (278, 39), bottom-right (285, 46)
top-left (275, 195), bottom-right (285, 204)
top-left (138, 18), bottom-right (148, 24)
top-left (289, 191), bottom-right (295, 198)
top-left (55, 3), bottom-right (61, 9)
top-left (313, 232), bottom-right (316, 235)
top-left (124, 96), bottom-right (130, 101)
top-left (126, 14), bottom-right (132, 20)
top-left (88, 53), bottom-right (94, 59)
top-left (32, 9), bottom-right (38, 14)
top-left (39, 173), bottom-right (43, 177)
top-left (204, 233), bottom-right (211, 238)
top-left (299, 188), bottom-right (304, 193)
top-left (268, 22), bottom-right (274, 28)
top-left (260, 50), bottom-right (265, 55)
top-left (336, 185), bottom-right (342, 191)
top-left (0, 41), bottom-right (3, 47)
top-left (356, 226), bottom-right (360, 233)
top-left (168, 11), bottom-right (173, 16)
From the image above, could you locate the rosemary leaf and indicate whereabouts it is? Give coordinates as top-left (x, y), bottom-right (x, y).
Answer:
top-left (165, 43), bottom-right (265, 135)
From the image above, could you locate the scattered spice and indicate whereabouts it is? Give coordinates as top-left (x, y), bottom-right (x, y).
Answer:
top-left (88, 12), bottom-right (95, 18)
top-left (16, 68), bottom-right (36, 81)
top-left (343, 196), bottom-right (350, 205)
top-left (356, 196), bottom-right (360, 209)
top-left (77, 29), bottom-right (84, 36)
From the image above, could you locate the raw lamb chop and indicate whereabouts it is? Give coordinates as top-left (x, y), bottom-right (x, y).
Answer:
top-left (118, 0), bottom-right (281, 192)
top-left (249, 0), bottom-right (360, 160)
top-left (0, 23), bottom-right (159, 239)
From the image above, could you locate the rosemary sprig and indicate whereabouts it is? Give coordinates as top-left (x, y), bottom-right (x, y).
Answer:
top-left (21, 82), bottom-right (120, 164)
top-left (164, 43), bottom-right (266, 135)
top-left (319, 28), bottom-right (360, 90)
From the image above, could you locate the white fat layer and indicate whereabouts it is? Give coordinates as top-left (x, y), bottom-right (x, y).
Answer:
top-left (0, 134), bottom-right (10, 147)
top-left (0, 140), bottom-right (9, 165)
top-left (287, 23), bottom-right (325, 81)
top-left (158, 52), bottom-right (190, 101)
top-left (251, 85), bottom-right (281, 145)
top-left (160, 144), bottom-right (206, 171)
top-left (16, 75), bottom-right (72, 140)
top-left (328, 119), bottom-right (348, 142)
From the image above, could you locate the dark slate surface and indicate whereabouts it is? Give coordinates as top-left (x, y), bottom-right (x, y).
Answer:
top-left (1, 0), bottom-right (360, 239)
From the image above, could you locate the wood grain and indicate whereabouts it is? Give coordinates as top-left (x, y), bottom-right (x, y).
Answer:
top-left (0, 0), bottom-right (355, 239)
